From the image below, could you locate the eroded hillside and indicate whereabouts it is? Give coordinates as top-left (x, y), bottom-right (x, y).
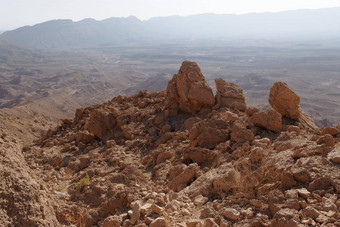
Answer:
top-left (1, 61), bottom-right (339, 226)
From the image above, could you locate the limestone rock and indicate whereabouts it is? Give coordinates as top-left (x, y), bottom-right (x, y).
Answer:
top-left (231, 120), bottom-right (254, 143)
top-left (212, 169), bottom-right (240, 193)
top-left (222, 208), bottom-right (240, 220)
top-left (321, 127), bottom-right (340, 136)
top-left (165, 61), bottom-right (215, 115)
top-left (149, 217), bottom-right (166, 227)
top-left (101, 215), bottom-right (122, 227)
top-left (249, 109), bottom-right (282, 132)
top-left (269, 82), bottom-right (300, 119)
top-left (183, 147), bottom-right (217, 165)
top-left (215, 78), bottom-right (246, 110)
top-left (269, 82), bottom-right (318, 130)
top-left (84, 108), bottom-right (116, 139)
top-left (189, 119), bottom-right (229, 149)
top-left (327, 148), bottom-right (340, 164)
top-left (317, 134), bottom-right (335, 147)
top-left (271, 208), bottom-right (300, 227)
top-left (308, 177), bottom-right (333, 191)
top-left (168, 163), bottom-right (200, 192)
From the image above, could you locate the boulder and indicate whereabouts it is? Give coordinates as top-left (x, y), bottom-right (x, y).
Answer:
top-left (85, 108), bottom-right (116, 139)
top-left (164, 61), bottom-right (215, 115)
top-left (269, 82), bottom-right (300, 119)
top-left (248, 109), bottom-right (282, 132)
top-left (189, 119), bottom-right (229, 149)
top-left (215, 78), bottom-right (246, 110)
top-left (321, 127), bottom-right (340, 136)
top-left (271, 208), bottom-right (300, 227)
top-left (168, 163), bottom-right (200, 192)
top-left (269, 82), bottom-right (318, 130)
top-left (231, 120), bottom-right (254, 143)
top-left (222, 208), bottom-right (240, 220)
top-left (327, 149), bottom-right (340, 164)
top-left (183, 147), bottom-right (217, 165)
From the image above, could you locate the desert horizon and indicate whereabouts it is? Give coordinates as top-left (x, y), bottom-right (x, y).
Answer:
top-left (0, 3), bottom-right (339, 226)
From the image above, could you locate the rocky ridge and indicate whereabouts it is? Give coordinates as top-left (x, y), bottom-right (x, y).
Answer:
top-left (1, 61), bottom-right (340, 226)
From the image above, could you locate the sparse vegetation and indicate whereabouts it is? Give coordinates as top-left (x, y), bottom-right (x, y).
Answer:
top-left (75, 175), bottom-right (91, 188)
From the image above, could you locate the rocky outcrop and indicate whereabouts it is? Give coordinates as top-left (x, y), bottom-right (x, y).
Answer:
top-left (164, 61), bottom-right (215, 115)
top-left (269, 82), bottom-right (300, 119)
top-left (215, 78), bottom-right (246, 111)
top-left (269, 82), bottom-right (318, 131)
top-left (14, 62), bottom-right (339, 226)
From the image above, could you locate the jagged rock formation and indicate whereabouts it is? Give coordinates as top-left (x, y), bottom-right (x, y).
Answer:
top-left (165, 61), bottom-right (215, 116)
top-left (269, 82), bottom-right (300, 119)
top-left (269, 81), bottom-right (318, 131)
top-left (2, 61), bottom-right (339, 226)
top-left (215, 78), bottom-right (246, 111)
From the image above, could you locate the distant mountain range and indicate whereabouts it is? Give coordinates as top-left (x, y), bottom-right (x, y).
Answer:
top-left (2, 7), bottom-right (340, 49)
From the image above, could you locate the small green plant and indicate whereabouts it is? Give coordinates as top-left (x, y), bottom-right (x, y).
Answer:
top-left (75, 175), bottom-right (91, 188)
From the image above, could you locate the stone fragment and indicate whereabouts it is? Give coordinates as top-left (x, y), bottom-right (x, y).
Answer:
top-left (327, 149), bottom-right (340, 164)
top-left (164, 61), bottom-right (215, 115)
top-left (189, 119), bottom-right (229, 149)
top-left (222, 208), bottom-right (240, 220)
top-left (320, 127), bottom-right (340, 136)
top-left (296, 188), bottom-right (311, 199)
top-left (271, 208), bottom-right (300, 227)
top-left (231, 120), bottom-right (254, 143)
top-left (205, 218), bottom-right (218, 227)
top-left (130, 201), bottom-right (141, 224)
top-left (193, 195), bottom-right (208, 206)
top-left (269, 82), bottom-right (300, 119)
top-left (281, 172), bottom-right (297, 189)
top-left (317, 134), bottom-right (335, 147)
top-left (308, 177), bottom-right (333, 192)
top-left (151, 203), bottom-right (164, 215)
top-left (215, 78), bottom-right (246, 109)
top-left (248, 109), bottom-right (282, 132)
top-left (292, 168), bottom-right (311, 183)
top-left (149, 217), bottom-right (166, 227)
top-left (168, 163), bottom-right (199, 192)
top-left (301, 207), bottom-right (320, 219)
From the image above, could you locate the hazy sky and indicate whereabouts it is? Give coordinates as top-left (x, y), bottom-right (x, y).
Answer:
top-left (1, 0), bottom-right (340, 30)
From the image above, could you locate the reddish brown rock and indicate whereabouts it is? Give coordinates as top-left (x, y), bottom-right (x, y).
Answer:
top-left (269, 82), bottom-right (300, 120)
top-left (189, 119), bottom-right (229, 149)
top-left (183, 147), bottom-right (217, 165)
top-left (215, 78), bottom-right (246, 110)
top-left (271, 208), bottom-right (300, 227)
top-left (84, 108), bottom-right (116, 139)
top-left (168, 163), bottom-right (200, 192)
top-left (248, 109), bottom-right (282, 132)
top-left (231, 120), bottom-right (254, 143)
top-left (327, 148), bottom-right (340, 164)
top-left (317, 134), bottom-right (335, 147)
top-left (321, 127), bottom-right (340, 136)
top-left (269, 82), bottom-right (318, 130)
top-left (308, 177), bottom-right (333, 191)
top-left (165, 61), bottom-right (215, 115)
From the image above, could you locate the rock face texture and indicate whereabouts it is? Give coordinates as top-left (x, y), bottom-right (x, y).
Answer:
top-left (165, 61), bottom-right (215, 115)
top-left (0, 136), bottom-right (59, 226)
top-left (248, 109), bottom-right (282, 132)
top-left (2, 61), bottom-right (340, 227)
top-left (269, 81), bottom-right (318, 130)
top-left (215, 78), bottom-right (246, 110)
top-left (269, 82), bottom-right (300, 119)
